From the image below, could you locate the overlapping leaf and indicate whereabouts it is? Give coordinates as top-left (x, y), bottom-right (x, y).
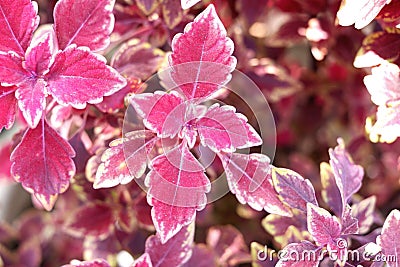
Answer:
top-left (10, 120), bottom-right (76, 210)
top-left (132, 253), bottom-right (152, 267)
top-left (351, 196), bottom-right (376, 234)
top-left (307, 203), bottom-right (341, 246)
top-left (0, 85), bottom-right (17, 130)
top-left (377, 209), bottom-right (400, 267)
top-left (221, 153), bottom-right (290, 216)
top-left (169, 4), bottom-right (236, 100)
top-left (54, 0), bottom-right (115, 51)
top-left (320, 162), bottom-right (343, 216)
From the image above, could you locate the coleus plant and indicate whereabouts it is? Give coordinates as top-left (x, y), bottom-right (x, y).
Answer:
top-left (0, 0), bottom-right (400, 267)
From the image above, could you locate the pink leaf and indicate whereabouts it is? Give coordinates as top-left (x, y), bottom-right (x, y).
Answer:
top-left (183, 244), bottom-right (216, 267)
top-left (307, 203), bottom-right (341, 246)
top-left (63, 259), bottom-right (111, 267)
top-left (0, 52), bottom-right (29, 85)
top-left (169, 4), bottom-right (236, 100)
top-left (336, 0), bottom-right (388, 29)
top-left (46, 45), bottom-right (126, 108)
top-left (320, 162), bottom-right (343, 217)
top-left (351, 196), bottom-right (376, 234)
top-left (0, 85), bottom-right (17, 130)
top-left (341, 205), bottom-right (359, 235)
top-left (0, 0), bottom-right (39, 56)
top-left (197, 104), bottom-right (262, 152)
top-left (10, 120), bottom-right (76, 210)
top-left (54, 0), bottom-right (115, 51)
top-left (145, 223), bottom-right (194, 267)
top-left (146, 144), bottom-right (210, 242)
top-left (377, 209), bottom-right (400, 267)
top-left (131, 91), bottom-right (186, 138)
top-left (272, 167), bottom-right (318, 213)
top-left (64, 202), bottom-right (115, 239)
top-left (132, 253), bottom-right (153, 267)
top-left (181, 0), bottom-right (201, 10)
top-left (24, 32), bottom-right (54, 76)
top-left (94, 131), bottom-right (157, 188)
top-left (15, 78), bottom-right (47, 128)
top-left (329, 138), bottom-right (364, 214)
top-left (276, 241), bottom-right (321, 267)
top-left (221, 153), bottom-right (291, 216)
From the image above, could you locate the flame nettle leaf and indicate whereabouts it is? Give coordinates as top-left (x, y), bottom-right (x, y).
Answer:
top-left (329, 138), bottom-right (364, 214)
top-left (307, 203), bottom-right (341, 246)
top-left (135, 0), bottom-right (159, 15)
top-left (0, 0), bottom-right (39, 56)
top-left (10, 120), bottom-right (76, 210)
top-left (132, 253), bottom-right (153, 267)
top-left (94, 131), bottom-right (158, 188)
top-left (54, 0), bottom-right (115, 51)
top-left (162, 0), bottom-right (184, 29)
top-left (320, 162), bottom-right (343, 217)
top-left (336, 0), bottom-right (388, 29)
top-left (169, 4), bottom-right (236, 100)
top-left (272, 167), bottom-right (318, 213)
top-left (63, 259), bottom-right (111, 267)
top-left (46, 45), bottom-right (126, 108)
top-left (64, 202), bottom-right (115, 239)
top-left (145, 223), bottom-right (194, 267)
top-left (131, 91), bottom-right (186, 138)
top-left (276, 241), bottom-right (321, 267)
top-left (0, 85), bottom-right (17, 130)
top-left (146, 144), bottom-right (210, 242)
top-left (24, 33), bottom-right (54, 76)
top-left (183, 244), bottom-right (216, 267)
top-left (181, 0), bottom-right (201, 10)
top-left (351, 196), bottom-right (376, 234)
top-left (221, 153), bottom-right (291, 216)
top-left (0, 52), bottom-right (29, 85)
top-left (341, 205), bottom-right (359, 235)
top-left (377, 209), bottom-right (400, 267)
top-left (197, 104), bottom-right (262, 152)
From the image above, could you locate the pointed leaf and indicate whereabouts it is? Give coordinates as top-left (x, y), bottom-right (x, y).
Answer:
top-left (307, 203), bottom-right (341, 246)
top-left (131, 91), bottom-right (186, 138)
top-left (221, 153), bottom-right (291, 216)
top-left (329, 138), bottom-right (364, 214)
top-left (146, 144), bottom-right (210, 242)
top-left (272, 167), bottom-right (318, 213)
top-left (10, 120), bottom-right (76, 210)
top-left (46, 45), bottom-right (126, 108)
top-left (0, 0), bottom-right (39, 55)
top-left (276, 241), bottom-right (321, 267)
top-left (15, 78), bottom-right (47, 128)
top-left (341, 205), bottom-right (359, 235)
top-left (169, 4), bottom-right (236, 100)
top-left (336, 0), bottom-right (388, 29)
top-left (135, 0), bottom-right (159, 15)
top-left (162, 0), bottom-right (184, 29)
top-left (351, 196), bottom-right (376, 234)
top-left (94, 131), bottom-right (157, 188)
top-left (0, 85), bottom-right (17, 130)
top-left (377, 209), bottom-right (400, 267)
top-left (64, 202), bottom-right (115, 239)
top-left (24, 32), bottom-right (54, 76)
top-left (54, 0), bottom-right (115, 51)
top-left (320, 162), bottom-right (343, 216)
top-left (132, 253), bottom-right (153, 267)
top-left (0, 52), bottom-right (29, 85)
top-left (181, 0), bottom-right (201, 10)
top-left (145, 223), bottom-right (194, 267)
top-left (197, 103), bottom-right (262, 152)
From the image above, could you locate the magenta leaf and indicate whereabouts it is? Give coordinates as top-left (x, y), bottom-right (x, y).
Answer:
top-left (272, 167), bottom-right (318, 213)
top-left (146, 144), bottom-right (210, 242)
top-left (0, 85), bottom-right (17, 130)
top-left (276, 241), bottom-right (321, 267)
top-left (145, 223), bottom-right (194, 267)
top-left (10, 119), bottom-right (76, 210)
top-left (0, 0), bottom-right (39, 56)
top-left (54, 0), bottom-right (115, 51)
top-left (181, 0), bottom-right (201, 10)
top-left (183, 244), bottom-right (216, 267)
top-left (132, 253), bottom-right (153, 267)
top-left (94, 131), bottom-right (158, 188)
top-left (64, 202), bottom-right (115, 239)
top-left (336, 0), bottom-right (388, 29)
top-left (46, 45), bottom-right (126, 108)
top-left (131, 91), bottom-right (186, 138)
top-left (169, 4), bottom-right (236, 100)
top-left (221, 153), bottom-right (291, 216)
top-left (351, 196), bottom-right (376, 234)
top-left (24, 32), bottom-right (54, 76)
top-left (377, 209), bottom-right (400, 267)
top-left (307, 203), bottom-right (341, 246)
top-left (197, 104), bottom-right (262, 152)
top-left (320, 162), bottom-right (343, 217)
top-left (341, 205), bottom-right (359, 235)
top-left (329, 138), bottom-right (364, 214)
top-left (62, 259), bottom-right (111, 267)
top-left (0, 52), bottom-right (29, 85)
